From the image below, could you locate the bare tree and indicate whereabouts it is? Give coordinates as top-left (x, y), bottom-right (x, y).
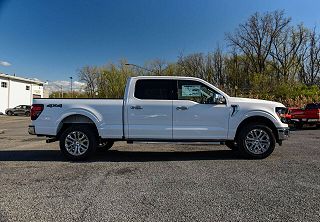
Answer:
top-left (177, 53), bottom-right (214, 81)
top-left (213, 46), bottom-right (225, 86)
top-left (299, 27), bottom-right (320, 85)
top-left (270, 24), bottom-right (307, 80)
top-left (227, 10), bottom-right (291, 74)
top-left (78, 66), bottom-right (100, 98)
top-left (145, 59), bottom-right (167, 75)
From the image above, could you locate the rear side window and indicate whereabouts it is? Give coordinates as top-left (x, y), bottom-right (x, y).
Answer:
top-left (134, 79), bottom-right (175, 100)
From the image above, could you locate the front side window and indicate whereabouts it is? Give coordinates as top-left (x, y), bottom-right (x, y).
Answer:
top-left (135, 79), bottom-right (175, 100)
top-left (1, 82), bottom-right (7, 88)
top-left (177, 80), bottom-right (225, 104)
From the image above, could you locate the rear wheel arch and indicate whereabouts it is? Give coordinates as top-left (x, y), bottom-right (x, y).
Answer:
top-left (57, 114), bottom-right (99, 139)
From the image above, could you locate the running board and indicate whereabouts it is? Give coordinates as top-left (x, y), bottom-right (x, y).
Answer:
top-left (127, 141), bottom-right (224, 145)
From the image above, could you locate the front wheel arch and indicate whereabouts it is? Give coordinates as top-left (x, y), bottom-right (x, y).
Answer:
top-left (235, 116), bottom-right (279, 143)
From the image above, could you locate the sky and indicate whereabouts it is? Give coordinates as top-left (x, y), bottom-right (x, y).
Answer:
top-left (0, 0), bottom-right (320, 86)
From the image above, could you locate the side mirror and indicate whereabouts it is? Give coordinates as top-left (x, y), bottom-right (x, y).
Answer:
top-left (213, 94), bottom-right (226, 104)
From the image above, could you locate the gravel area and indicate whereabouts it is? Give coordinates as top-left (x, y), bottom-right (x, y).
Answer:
top-left (0, 116), bottom-right (319, 221)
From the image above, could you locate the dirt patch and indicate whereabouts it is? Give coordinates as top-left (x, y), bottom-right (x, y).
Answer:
top-left (105, 167), bottom-right (139, 177)
top-left (0, 137), bottom-right (14, 141)
top-left (20, 138), bottom-right (42, 142)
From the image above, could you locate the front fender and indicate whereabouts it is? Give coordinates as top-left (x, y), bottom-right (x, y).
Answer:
top-left (228, 110), bottom-right (282, 139)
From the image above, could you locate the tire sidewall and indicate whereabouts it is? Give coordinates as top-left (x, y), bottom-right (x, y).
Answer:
top-left (237, 124), bottom-right (275, 159)
top-left (60, 125), bottom-right (97, 161)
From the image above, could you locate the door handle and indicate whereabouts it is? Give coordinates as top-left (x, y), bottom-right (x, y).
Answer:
top-left (131, 105), bottom-right (143, 110)
top-left (176, 106), bottom-right (188, 110)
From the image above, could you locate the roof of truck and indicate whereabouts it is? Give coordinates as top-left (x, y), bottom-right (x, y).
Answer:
top-left (131, 76), bottom-right (204, 80)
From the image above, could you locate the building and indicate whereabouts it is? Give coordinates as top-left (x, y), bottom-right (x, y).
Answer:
top-left (0, 73), bottom-right (44, 114)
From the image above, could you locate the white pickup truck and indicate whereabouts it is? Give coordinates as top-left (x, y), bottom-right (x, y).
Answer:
top-left (29, 76), bottom-right (289, 160)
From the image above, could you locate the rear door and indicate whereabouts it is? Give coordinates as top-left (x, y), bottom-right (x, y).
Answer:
top-left (173, 80), bottom-right (230, 140)
top-left (127, 79), bottom-right (175, 139)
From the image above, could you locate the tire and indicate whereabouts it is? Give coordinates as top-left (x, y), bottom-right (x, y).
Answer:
top-left (294, 122), bottom-right (303, 129)
top-left (237, 124), bottom-right (276, 159)
top-left (7, 111), bottom-right (13, 116)
top-left (59, 125), bottom-right (97, 161)
top-left (25, 111), bottom-right (30, 117)
top-left (98, 140), bottom-right (114, 150)
top-left (225, 141), bottom-right (238, 151)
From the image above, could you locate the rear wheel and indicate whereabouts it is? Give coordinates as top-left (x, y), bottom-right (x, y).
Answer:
top-left (59, 125), bottom-right (97, 161)
top-left (6, 111), bottom-right (13, 116)
top-left (237, 124), bottom-right (275, 159)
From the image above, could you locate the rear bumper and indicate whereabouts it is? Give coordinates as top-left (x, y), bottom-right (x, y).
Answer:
top-left (28, 125), bottom-right (36, 135)
top-left (277, 127), bottom-right (290, 140)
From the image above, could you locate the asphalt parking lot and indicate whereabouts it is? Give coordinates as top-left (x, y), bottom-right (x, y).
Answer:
top-left (0, 116), bottom-right (319, 222)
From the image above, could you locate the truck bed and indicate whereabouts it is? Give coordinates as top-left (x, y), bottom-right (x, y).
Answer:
top-left (32, 98), bottom-right (124, 138)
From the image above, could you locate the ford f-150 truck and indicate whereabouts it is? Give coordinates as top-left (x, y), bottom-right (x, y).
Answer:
top-left (28, 76), bottom-right (289, 160)
top-left (288, 103), bottom-right (320, 129)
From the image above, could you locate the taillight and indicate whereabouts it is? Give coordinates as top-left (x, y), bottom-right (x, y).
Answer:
top-left (31, 104), bottom-right (44, 120)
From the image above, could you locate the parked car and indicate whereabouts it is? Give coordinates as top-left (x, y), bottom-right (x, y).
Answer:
top-left (5, 105), bottom-right (31, 116)
top-left (28, 76), bottom-right (289, 160)
top-left (288, 103), bottom-right (320, 129)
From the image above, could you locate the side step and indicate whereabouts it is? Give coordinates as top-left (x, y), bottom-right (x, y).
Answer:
top-left (127, 141), bottom-right (224, 145)
top-left (46, 137), bottom-right (58, 143)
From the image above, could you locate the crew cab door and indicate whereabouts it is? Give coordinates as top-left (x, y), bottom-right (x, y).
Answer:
top-left (126, 79), bottom-right (175, 139)
top-left (173, 80), bottom-right (230, 140)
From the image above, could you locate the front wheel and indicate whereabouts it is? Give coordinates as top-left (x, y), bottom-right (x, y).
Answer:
top-left (237, 124), bottom-right (275, 159)
top-left (60, 125), bottom-right (97, 161)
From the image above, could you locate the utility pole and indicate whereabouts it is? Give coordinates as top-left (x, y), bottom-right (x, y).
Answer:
top-left (70, 77), bottom-right (73, 98)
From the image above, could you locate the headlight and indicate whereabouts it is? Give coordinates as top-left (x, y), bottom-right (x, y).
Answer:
top-left (275, 107), bottom-right (288, 123)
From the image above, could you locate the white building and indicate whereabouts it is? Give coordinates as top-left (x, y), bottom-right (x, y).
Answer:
top-left (0, 73), bottom-right (44, 114)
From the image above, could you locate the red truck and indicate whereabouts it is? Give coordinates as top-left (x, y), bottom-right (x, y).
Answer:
top-left (287, 103), bottom-right (320, 129)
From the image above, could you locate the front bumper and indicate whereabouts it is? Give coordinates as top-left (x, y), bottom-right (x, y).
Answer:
top-left (277, 127), bottom-right (290, 140)
top-left (28, 125), bottom-right (36, 135)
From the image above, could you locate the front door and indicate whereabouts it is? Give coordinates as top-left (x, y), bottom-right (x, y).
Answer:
top-left (127, 79), bottom-right (175, 139)
top-left (173, 80), bottom-right (230, 140)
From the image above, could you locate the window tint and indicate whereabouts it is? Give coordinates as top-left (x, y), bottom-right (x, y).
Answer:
top-left (135, 79), bottom-right (175, 100)
top-left (306, 103), bottom-right (320, 109)
top-left (177, 80), bottom-right (221, 104)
